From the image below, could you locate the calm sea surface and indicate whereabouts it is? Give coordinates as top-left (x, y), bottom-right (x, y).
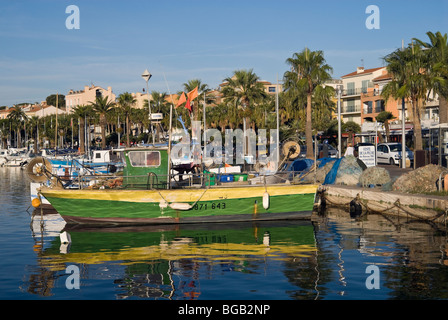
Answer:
top-left (1, 166), bottom-right (448, 300)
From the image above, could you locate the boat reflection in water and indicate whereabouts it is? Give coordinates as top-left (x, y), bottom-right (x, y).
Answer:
top-left (30, 215), bottom-right (316, 299)
top-left (27, 207), bottom-right (448, 300)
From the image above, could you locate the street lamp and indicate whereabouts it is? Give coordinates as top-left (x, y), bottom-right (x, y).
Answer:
top-left (141, 69), bottom-right (154, 145)
top-left (401, 98), bottom-right (406, 168)
top-left (337, 84), bottom-right (343, 158)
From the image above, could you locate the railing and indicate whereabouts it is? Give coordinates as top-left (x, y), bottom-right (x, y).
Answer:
top-left (342, 104), bottom-right (361, 113)
top-left (343, 86), bottom-right (373, 96)
top-left (361, 89), bottom-right (382, 97)
top-left (363, 106), bottom-right (385, 114)
top-left (51, 169), bottom-right (316, 191)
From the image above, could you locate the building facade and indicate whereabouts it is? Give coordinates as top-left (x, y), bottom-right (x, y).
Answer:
top-left (340, 67), bottom-right (385, 125)
top-left (66, 85), bottom-right (116, 113)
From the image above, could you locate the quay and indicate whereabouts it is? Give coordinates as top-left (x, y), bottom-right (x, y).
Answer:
top-left (317, 165), bottom-right (448, 225)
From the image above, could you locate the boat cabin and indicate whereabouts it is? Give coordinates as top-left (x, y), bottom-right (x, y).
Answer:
top-left (122, 147), bottom-right (169, 189)
top-left (90, 149), bottom-right (124, 164)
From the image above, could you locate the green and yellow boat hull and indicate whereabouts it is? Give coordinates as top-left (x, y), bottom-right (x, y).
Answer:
top-left (39, 184), bottom-right (318, 226)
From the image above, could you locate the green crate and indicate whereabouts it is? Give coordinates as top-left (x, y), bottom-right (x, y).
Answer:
top-left (233, 174), bottom-right (248, 182)
top-left (204, 171), bottom-right (216, 186)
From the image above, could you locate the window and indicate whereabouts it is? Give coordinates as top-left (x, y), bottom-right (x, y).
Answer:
top-left (347, 82), bottom-right (355, 95)
top-left (268, 87), bottom-right (276, 93)
top-left (433, 108), bottom-right (439, 119)
top-left (375, 100), bottom-right (385, 113)
top-left (345, 99), bottom-right (357, 112)
top-left (362, 80), bottom-right (369, 93)
top-left (367, 101), bottom-right (373, 114)
top-left (128, 151), bottom-right (160, 167)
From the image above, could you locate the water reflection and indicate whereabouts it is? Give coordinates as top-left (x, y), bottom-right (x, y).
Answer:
top-left (28, 218), bottom-right (318, 299)
top-left (25, 205), bottom-right (448, 299)
top-left (313, 208), bottom-right (448, 299)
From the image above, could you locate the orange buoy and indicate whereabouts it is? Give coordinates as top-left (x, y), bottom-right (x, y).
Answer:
top-left (31, 198), bottom-right (41, 208)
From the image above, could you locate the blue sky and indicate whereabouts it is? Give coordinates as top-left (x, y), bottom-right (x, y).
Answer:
top-left (0, 0), bottom-right (447, 106)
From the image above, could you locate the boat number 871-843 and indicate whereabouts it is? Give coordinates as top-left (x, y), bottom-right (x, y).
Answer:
top-left (193, 202), bottom-right (227, 210)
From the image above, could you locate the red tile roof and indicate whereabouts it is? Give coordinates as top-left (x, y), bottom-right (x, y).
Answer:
top-left (341, 67), bottom-right (384, 78)
top-left (372, 73), bottom-right (392, 82)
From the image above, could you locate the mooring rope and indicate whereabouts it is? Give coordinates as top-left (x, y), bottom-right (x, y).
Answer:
top-left (321, 189), bottom-right (445, 222)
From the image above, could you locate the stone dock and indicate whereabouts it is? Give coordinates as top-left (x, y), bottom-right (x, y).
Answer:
top-left (317, 165), bottom-right (448, 225)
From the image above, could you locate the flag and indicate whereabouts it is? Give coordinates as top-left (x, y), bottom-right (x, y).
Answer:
top-left (176, 92), bottom-right (186, 108)
top-left (187, 86), bottom-right (198, 101)
top-left (185, 99), bottom-right (192, 113)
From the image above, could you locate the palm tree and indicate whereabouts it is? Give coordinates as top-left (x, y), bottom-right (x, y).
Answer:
top-left (221, 69), bottom-right (267, 130)
top-left (312, 85), bottom-right (336, 132)
top-left (375, 111), bottom-right (395, 142)
top-left (414, 31), bottom-right (448, 123)
top-left (73, 105), bottom-right (92, 154)
top-left (183, 79), bottom-right (212, 122)
top-left (117, 92), bottom-right (136, 147)
top-left (284, 48), bottom-right (333, 159)
top-left (89, 96), bottom-right (115, 149)
top-left (131, 108), bottom-right (149, 142)
top-left (382, 43), bottom-right (430, 151)
top-left (0, 119), bottom-right (9, 148)
top-left (7, 106), bottom-right (28, 148)
top-left (27, 116), bottom-right (40, 153)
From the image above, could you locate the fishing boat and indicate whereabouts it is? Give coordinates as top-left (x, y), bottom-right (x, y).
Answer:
top-left (35, 145), bottom-right (319, 226)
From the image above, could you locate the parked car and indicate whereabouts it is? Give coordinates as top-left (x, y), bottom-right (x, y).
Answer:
top-left (376, 143), bottom-right (414, 166)
top-left (299, 144), bottom-right (338, 158)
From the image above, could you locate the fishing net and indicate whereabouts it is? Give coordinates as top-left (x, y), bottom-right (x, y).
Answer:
top-left (359, 166), bottom-right (391, 187)
top-left (392, 164), bottom-right (446, 193)
top-left (333, 155), bottom-right (364, 186)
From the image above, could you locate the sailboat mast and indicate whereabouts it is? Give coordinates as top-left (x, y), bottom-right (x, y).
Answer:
top-left (276, 75), bottom-right (280, 165)
top-left (55, 93), bottom-right (58, 150)
top-left (203, 92), bottom-right (206, 163)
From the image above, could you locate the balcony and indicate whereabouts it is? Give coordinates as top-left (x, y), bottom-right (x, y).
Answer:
top-left (342, 103), bottom-right (361, 114)
top-left (342, 84), bottom-right (374, 97)
top-left (361, 88), bottom-right (382, 98)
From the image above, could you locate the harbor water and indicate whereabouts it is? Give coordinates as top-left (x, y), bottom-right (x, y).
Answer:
top-left (1, 166), bottom-right (448, 300)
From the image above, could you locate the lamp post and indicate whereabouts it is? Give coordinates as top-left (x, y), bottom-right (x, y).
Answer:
top-left (401, 98), bottom-right (406, 168)
top-left (141, 69), bottom-right (154, 145)
top-left (337, 84), bottom-right (343, 158)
